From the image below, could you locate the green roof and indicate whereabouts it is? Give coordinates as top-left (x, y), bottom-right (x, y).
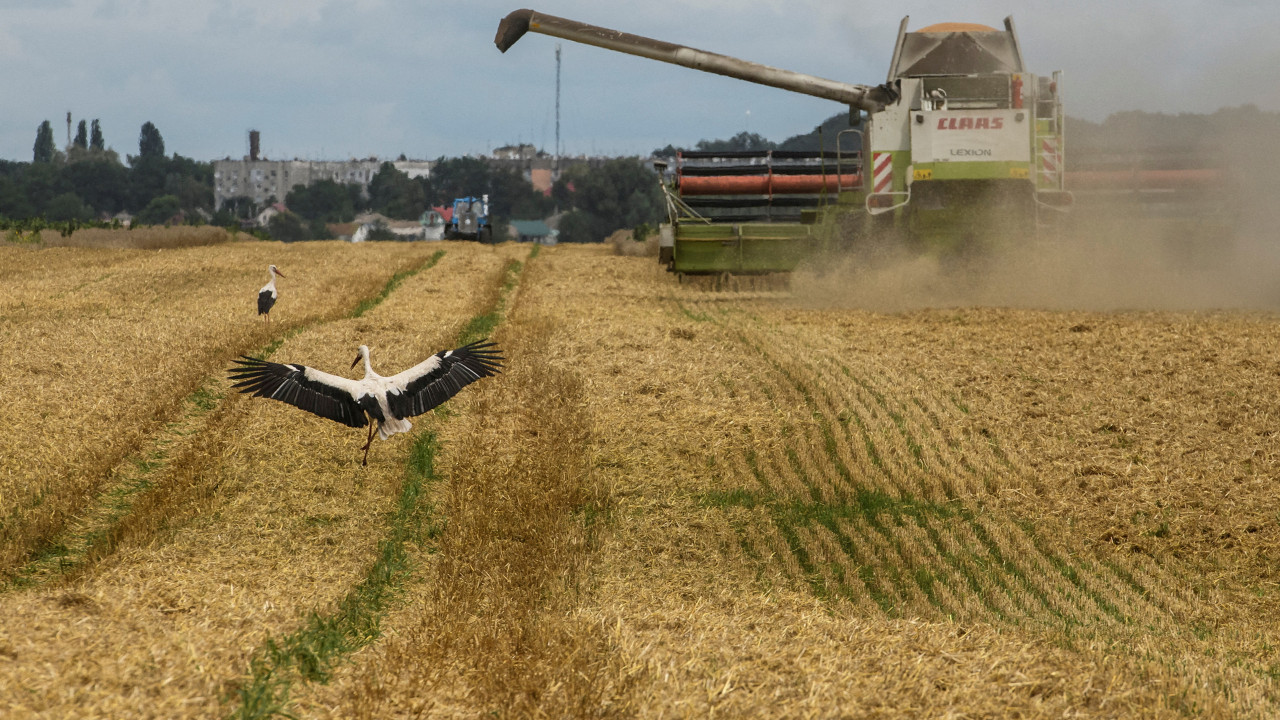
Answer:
top-left (510, 220), bottom-right (551, 237)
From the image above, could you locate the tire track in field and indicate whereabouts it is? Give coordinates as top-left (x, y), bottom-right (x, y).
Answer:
top-left (0, 245), bottom-right (521, 718)
top-left (681, 295), bottom-right (1186, 636)
top-left (2, 250), bottom-right (446, 591)
top-left (228, 251), bottom-right (530, 719)
top-left (0, 243), bottom-right (434, 581)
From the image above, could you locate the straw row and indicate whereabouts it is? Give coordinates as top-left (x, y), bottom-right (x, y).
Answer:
top-left (674, 297), bottom-right (1196, 638)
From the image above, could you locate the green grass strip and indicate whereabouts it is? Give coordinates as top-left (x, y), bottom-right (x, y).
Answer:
top-left (1, 376), bottom-right (229, 591)
top-left (232, 432), bottom-right (442, 719)
top-left (352, 249), bottom-right (445, 318)
top-left (2, 250), bottom-right (447, 592)
top-left (458, 258), bottom-right (521, 345)
top-left (229, 245), bottom-right (534, 719)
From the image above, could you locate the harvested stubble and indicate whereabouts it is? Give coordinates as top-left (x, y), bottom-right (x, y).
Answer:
top-left (292, 246), bottom-right (616, 718)
top-left (704, 298), bottom-right (1280, 712)
top-left (289, 245), bottom-right (1240, 717)
top-left (0, 241), bottom-right (515, 717)
top-left (5, 241), bottom-right (1280, 717)
top-left (0, 240), bottom-right (431, 575)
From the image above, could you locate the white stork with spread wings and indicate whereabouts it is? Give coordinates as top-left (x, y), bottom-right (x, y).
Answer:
top-left (228, 340), bottom-right (502, 465)
top-left (258, 265), bottom-right (285, 321)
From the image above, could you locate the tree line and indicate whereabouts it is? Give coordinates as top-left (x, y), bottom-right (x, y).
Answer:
top-left (1, 120), bottom-right (214, 227)
top-left (275, 155), bottom-right (665, 244)
top-left (0, 117), bottom-right (669, 243)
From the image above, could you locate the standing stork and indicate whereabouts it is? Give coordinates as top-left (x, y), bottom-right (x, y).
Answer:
top-left (258, 265), bottom-right (285, 321)
top-left (228, 340), bottom-right (503, 465)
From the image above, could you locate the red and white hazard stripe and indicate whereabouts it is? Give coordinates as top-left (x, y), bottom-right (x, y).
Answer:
top-left (872, 152), bottom-right (893, 193)
top-left (1040, 138), bottom-right (1060, 186)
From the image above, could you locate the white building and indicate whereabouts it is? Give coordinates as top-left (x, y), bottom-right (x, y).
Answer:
top-left (213, 158), bottom-right (434, 210)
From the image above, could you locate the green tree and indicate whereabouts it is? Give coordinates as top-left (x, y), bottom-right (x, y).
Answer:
top-left (0, 177), bottom-right (35, 219)
top-left (33, 120), bottom-right (55, 163)
top-left (90, 119), bottom-right (104, 151)
top-left (21, 162), bottom-right (67, 214)
top-left (138, 121), bottom-right (164, 159)
top-left (555, 210), bottom-right (595, 245)
top-left (368, 162), bottom-right (427, 219)
top-left (424, 156), bottom-right (493, 207)
top-left (136, 194), bottom-right (182, 225)
top-left (166, 174), bottom-right (213, 215)
top-left (73, 120), bottom-right (88, 149)
top-left (653, 131), bottom-right (777, 157)
top-left (487, 165), bottom-right (555, 220)
top-left (62, 156), bottom-right (129, 215)
top-left (776, 113), bottom-right (863, 153)
top-left (286, 179), bottom-right (361, 223)
top-left (307, 217), bottom-right (333, 239)
top-left (267, 211), bottom-right (309, 242)
top-left (127, 155), bottom-right (168, 211)
top-left (162, 154), bottom-right (215, 214)
top-left (697, 131), bottom-right (776, 153)
top-left (44, 192), bottom-right (93, 222)
top-left (553, 157), bottom-right (663, 243)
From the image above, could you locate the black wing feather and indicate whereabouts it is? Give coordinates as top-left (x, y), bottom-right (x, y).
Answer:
top-left (258, 289), bottom-right (276, 315)
top-left (387, 340), bottom-right (503, 418)
top-left (228, 356), bottom-right (367, 428)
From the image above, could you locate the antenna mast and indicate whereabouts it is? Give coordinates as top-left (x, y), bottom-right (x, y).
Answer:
top-left (555, 43), bottom-right (561, 171)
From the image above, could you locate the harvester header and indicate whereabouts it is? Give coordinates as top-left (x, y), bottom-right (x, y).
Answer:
top-left (495, 9), bottom-right (1069, 276)
top-left (495, 9), bottom-right (899, 113)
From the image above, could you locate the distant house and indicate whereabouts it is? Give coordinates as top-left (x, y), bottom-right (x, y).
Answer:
top-left (511, 219), bottom-right (556, 245)
top-left (492, 143), bottom-right (538, 160)
top-left (349, 212), bottom-right (429, 242)
top-left (255, 202), bottom-right (287, 227)
top-left (395, 160), bottom-right (433, 180)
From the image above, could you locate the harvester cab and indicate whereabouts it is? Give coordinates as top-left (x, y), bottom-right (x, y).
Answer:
top-left (495, 9), bottom-right (1069, 274)
top-left (869, 18), bottom-right (1071, 250)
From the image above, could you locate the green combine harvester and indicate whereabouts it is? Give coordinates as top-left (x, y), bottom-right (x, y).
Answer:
top-left (496, 10), bottom-right (1071, 275)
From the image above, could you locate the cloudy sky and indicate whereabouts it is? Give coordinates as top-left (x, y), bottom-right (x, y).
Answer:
top-left (2, 0), bottom-right (1277, 163)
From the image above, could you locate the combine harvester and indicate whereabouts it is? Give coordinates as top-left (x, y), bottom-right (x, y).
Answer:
top-left (496, 9), bottom-right (1072, 275)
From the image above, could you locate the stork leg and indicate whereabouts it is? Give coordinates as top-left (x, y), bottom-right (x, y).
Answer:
top-left (360, 423), bottom-right (375, 466)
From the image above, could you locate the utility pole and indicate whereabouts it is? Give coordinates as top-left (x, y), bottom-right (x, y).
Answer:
top-left (555, 43), bottom-right (561, 174)
top-left (65, 111), bottom-right (72, 150)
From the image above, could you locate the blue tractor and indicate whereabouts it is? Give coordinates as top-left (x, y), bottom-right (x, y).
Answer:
top-left (446, 195), bottom-right (493, 242)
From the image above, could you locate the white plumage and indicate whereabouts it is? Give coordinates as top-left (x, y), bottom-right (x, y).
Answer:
top-left (228, 340), bottom-right (503, 465)
top-left (257, 264), bottom-right (285, 320)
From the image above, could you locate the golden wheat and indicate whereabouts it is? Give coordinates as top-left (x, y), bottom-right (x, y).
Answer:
top-left (2, 241), bottom-right (1279, 716)
top-left (0, 241), bottom-right (511, 717)
top-left (0, 240), bottom-right (432, 573)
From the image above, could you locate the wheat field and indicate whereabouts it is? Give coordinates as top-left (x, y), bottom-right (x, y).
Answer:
top-left (1, 235), bottom-right (1279, 718)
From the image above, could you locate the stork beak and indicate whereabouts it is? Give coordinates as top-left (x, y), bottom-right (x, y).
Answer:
top-left (351, 353), bottom-right (362, 369)
top-left (274, 268), bottom-right (286, 278)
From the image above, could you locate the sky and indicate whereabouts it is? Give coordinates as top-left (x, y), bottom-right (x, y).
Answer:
top-left (1, 0), bottom-right (1278, 163)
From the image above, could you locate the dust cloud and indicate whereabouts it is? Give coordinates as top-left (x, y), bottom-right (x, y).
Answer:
top-left (791, 115), bottom-right (1280, 313)
top-left (791, 219), bottom-right (1280, 313)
